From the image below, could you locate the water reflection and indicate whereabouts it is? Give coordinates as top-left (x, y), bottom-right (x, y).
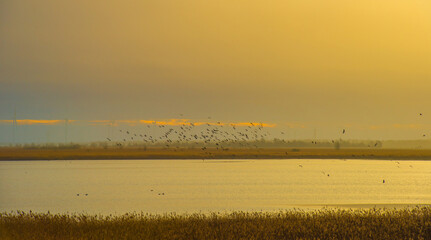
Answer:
top-left (0, 159), bottom-right (430, 214)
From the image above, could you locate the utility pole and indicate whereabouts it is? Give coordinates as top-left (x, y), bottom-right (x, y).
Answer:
top-left (111, 120), bottom-right (116, 139)
top-left (13, 107), bottom-right (17, 145)
top-left (46, 130), bottom-right (50, 144)
top-left (65, 119), bottom-right (68, 144)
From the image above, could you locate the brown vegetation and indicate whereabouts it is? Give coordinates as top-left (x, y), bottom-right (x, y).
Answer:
top-left (1, 207), bottom-right (431, 239)
top-left (2, 147), bottom-right (431, 161)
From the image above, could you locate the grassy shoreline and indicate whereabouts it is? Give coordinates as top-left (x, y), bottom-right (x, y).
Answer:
top-left (3, 147), bottom-right (431, 161)
top-left (2, 208), bottom-right (431, 239)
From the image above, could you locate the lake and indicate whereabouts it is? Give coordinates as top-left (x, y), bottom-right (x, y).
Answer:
top-left (1, 159), bottom-right (430, 215)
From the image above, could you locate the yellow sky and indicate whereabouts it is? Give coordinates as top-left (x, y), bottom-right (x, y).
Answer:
top-left (1, 0), bottom-right (431, 141)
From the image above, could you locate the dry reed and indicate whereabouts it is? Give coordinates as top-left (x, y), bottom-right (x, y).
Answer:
top-left (1, 207), bottom-right (431, 239)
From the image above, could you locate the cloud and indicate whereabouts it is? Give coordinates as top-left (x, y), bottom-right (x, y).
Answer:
top-left (85, 119), bottom-right (276, 127)
top-left (0, 119), bottom-right (73, 125)
top-left (0, 119), bottom-right (276, 127)
top-left (137, 119), bottom-right (276, 127)
top-left (0, 120), bottom-right (13, 124)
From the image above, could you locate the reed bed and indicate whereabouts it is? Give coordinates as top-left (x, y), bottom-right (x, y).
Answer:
top-left (1, 207), bottom-right (431, 239)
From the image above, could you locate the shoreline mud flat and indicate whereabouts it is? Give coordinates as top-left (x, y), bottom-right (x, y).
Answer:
top-left (2, 147), bottom-right (431, 161)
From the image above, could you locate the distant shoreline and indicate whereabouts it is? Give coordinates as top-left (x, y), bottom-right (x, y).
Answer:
top-left (2, 147), bottom-right (431, 161)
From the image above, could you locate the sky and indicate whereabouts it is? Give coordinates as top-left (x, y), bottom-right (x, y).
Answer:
top-left (1, 0), bottom-right (431, 143)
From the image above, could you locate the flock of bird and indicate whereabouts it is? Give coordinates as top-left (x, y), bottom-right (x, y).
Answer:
top-left (106, 121), bottom-right (386, 153)
top-left (108, 121), bottom-right (275, 153)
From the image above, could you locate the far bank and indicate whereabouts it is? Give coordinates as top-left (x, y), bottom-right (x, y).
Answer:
top-left (2, 147), bottom-right (431, 160)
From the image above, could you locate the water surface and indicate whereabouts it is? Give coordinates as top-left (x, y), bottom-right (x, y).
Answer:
top-left (1, 159), bottom-right (430, 214)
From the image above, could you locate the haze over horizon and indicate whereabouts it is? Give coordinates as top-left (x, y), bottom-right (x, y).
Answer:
top-left (1, 0), bottom-right (431, 142)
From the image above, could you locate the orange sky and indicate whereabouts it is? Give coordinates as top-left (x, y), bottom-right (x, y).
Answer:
top-left (1, 0), bottom-right (431, 141)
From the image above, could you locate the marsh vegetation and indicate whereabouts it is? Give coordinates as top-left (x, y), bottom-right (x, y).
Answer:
top-left (1, 207), bottom-right (431, 239)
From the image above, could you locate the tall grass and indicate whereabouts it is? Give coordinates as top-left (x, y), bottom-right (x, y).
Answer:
top-left (1, 207), bottom-right (431, 239)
